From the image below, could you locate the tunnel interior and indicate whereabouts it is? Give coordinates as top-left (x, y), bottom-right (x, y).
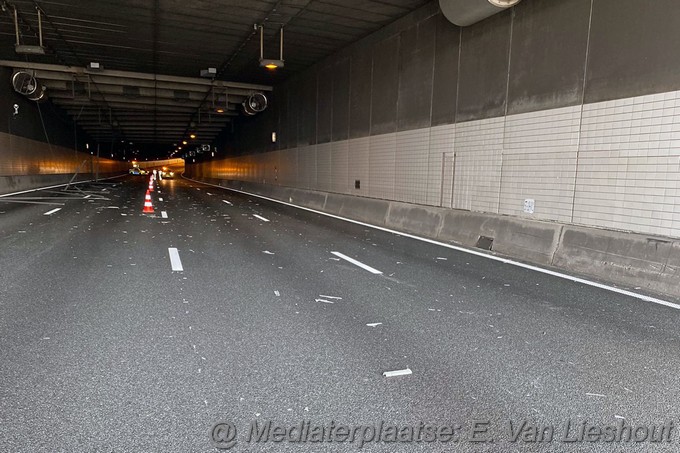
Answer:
top-left (3, 2), bottom-right (680, 451)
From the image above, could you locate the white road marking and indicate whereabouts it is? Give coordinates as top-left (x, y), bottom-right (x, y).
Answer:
top-left (383, 368), bottom-right (412, 378)
top-left (161, 211), bottom-right (168, 218)
top-left (366, 322), bottom-right (382, 327)
top-left (319, 295), bottom-right (342, 300)
top-left (331, 251), bottom-right (382, 275)
top-left (43, 208), bottom-right (62, 215)
top-left (586, 393), bottom-right (606, 398)
top-left (206, 192), bottom-right (213, 196)
top-left (181, 176), bottom-right (680, 311)
top-left (168, 248), bottom-right (184, 271)
top-left (84, 195), bottom-right (92, 199)
top-left (253, 214), bottom-right (270, 222)
top-left (262, 250), bottom-right (275, 255)
top-left (274, 290), bottom-right (280, 296)
top-left (222, 200), bottom-right (233, 205)
top-left (159, 197), bottom-right (164, 201)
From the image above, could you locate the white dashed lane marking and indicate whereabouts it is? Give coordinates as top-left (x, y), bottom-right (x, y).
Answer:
top-left (331, 251), bottom-right (382, 275)
top-left (43, 208), bottom-right (62, 215)
top-left (168, 248), bottom-right (184, 271)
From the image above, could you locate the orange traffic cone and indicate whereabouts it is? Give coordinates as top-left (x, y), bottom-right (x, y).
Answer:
top-left (142, 191), bottom-right (154, 213)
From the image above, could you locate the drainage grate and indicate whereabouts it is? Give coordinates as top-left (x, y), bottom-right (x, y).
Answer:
top-left (475, 236), bottom-right (494, 251)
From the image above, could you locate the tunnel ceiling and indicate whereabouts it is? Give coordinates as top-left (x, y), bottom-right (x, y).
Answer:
top-left (0, 0), bottom-right (431, 150)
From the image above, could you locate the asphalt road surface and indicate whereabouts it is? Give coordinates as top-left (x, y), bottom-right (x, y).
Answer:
top-left (2, 175), bottom-right (680, 453)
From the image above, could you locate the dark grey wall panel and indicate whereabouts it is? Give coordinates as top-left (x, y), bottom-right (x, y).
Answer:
top-left (508, 0), bottom-right (590, 115)
top-left (370, 34), bottom-right (400, 135)
top-left (457, 10), bottom-right (511, 122)
top-left (298, 69), bottom-right (318, 146)
top-left (274, 85), bottom-right (288, 150)
top-left (286, 77), bottom-right (300, 146)
top-left (585, 0), bottom-right (680, 103)
top-left (397, 16), bottom-right (436, 131)
top-left (316, 62), bottom-right (334, 144)
top-left (348, 47), bottom-right (373, 139)
top-left (431, 13), bottom-right (460, 127)
top-left (331, 56), bottom-right (350, 141)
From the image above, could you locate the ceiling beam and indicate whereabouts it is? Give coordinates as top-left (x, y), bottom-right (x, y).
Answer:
top-left (0, 60), bottom-right (273, 91)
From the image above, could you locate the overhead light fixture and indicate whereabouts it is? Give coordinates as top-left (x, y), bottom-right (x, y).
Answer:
top-left (14, 6), bottom-right (47, 55)
top-left (200, 67), bottom-right (217, 78)
top-left (216, 108), bottom-right (225, 114)
top-left (182, 140), bottom-right (187, 145)
top-left (15, 45), bottom-right (46, 55)
top-left (87, 62), bottom-right (103, 72)
top-left (190, 134), bottom-right (196, 139)
top-left (258, 24), bottom-right (284, 70)
top-left (261, 59), bottom-right (283, 70)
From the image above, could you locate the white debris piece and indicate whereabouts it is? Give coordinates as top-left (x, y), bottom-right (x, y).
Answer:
top-left (383, 368), bottom-right (412, 378)
top-left (315, 298), bottom-right (334, 304)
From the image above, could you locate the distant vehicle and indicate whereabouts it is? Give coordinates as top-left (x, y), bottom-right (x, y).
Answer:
top-left (129, 167), bottom-right (149, 176)
top-left (160, 167), bottom-right (175, 179)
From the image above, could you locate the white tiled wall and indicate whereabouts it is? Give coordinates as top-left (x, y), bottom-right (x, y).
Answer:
top-left (394, 128), bottom-right (430, 204)
top-left (452, 117), bottom-right (504, 214)
top-left (316, 143), bottom-right (332, 192)
top-left (428, 124), bottom-right (455, 207)
top-left (348, 137), bottom-right (369, 194)
top-left (499, 106), bottom-right (581, 223)
top-left (574, 92), bottom-right (680, 237)
top-left (298, 145), bottom-right (316, 190)
top-left (201, 90), bottom-right (680, 238)
top-left (330, 140), bottom-right (349, 194)
top-left (368, 133), bottom-right (396, 200)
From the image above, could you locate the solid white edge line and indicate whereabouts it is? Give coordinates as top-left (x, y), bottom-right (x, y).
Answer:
top-left (0, 174), bottom-right (126, 198)
top-left (181, 175), bottom-right (680, 310)
top-left (168, 247), bottom-right (183, 271)
top-left (161, 211), bottom-right (168, 218)
top-left (331, 251), bottom-right (383, 275)
top-left (253, 214), bottom-right (270, 222)
top-left (43, 207), bottom-right (62, 216)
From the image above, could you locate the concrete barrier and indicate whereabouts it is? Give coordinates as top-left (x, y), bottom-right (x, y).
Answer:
top-left (185, 175), bottom-right (680, 299)
top-left (553, 226), bottom-right (680, 296)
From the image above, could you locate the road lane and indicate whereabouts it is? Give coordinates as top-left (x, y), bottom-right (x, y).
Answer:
top-left (1, 175), bottom-right (680, 452)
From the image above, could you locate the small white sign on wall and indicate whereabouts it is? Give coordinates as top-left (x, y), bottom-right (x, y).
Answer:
top-left (523, 198), bottom-right (535, 214)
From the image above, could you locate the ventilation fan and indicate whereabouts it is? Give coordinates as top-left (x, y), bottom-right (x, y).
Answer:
top-left (242, 93), bottom-right (268, 116)
top-left (12, 71), bottom-right (38, 96)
